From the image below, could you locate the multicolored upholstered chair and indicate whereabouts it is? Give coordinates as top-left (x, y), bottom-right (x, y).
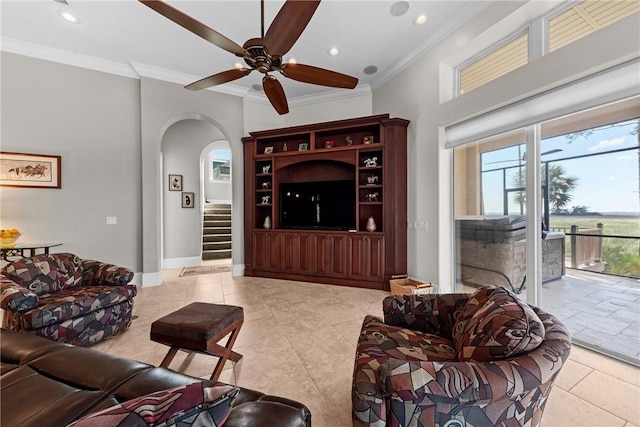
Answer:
top-left (353, 286), bottom-right (571, 427)
top-left (1, 252), bottom-right (136, 346)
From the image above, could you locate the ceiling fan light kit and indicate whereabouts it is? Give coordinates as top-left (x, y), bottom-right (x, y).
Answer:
top-left (139, 0), bottom-right (359, 115)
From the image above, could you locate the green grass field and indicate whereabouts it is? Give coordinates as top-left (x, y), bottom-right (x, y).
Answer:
top-left (549, 215), bottom-right (640, 277)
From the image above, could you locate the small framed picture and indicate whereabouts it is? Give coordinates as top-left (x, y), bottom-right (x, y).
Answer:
top-left (363, 136), bottom-right (374, 145)
top-left (169, 174), bottom-right (182, 191)
top-left (298, 143), bottom-right (309, 151)
top-left (264, 146), bottom-right (274, 154)
top-left (182, 192), bottom-right (195, 208)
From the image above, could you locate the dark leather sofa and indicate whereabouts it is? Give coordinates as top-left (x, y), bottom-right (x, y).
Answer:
top-left (0, 329), bottom-right (311, 427)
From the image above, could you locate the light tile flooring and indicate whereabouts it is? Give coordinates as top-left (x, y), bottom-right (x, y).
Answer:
top-left (92, 263), bottom-right (640, 427)
top-left (540, 269), bottom-right (640, 364)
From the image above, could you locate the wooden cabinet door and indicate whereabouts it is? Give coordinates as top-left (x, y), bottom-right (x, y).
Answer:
top-left (347, 235), bottom-right (385, 282)
top-left (280, 232), bottom-right (311, 274)
top-left (310, 234), bottom-right (347, 278)
top-left (253, 231), bottom-right (280, 271)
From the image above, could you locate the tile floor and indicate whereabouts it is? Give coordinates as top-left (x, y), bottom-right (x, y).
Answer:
top-left (91, 263), bottom-right (640, 427)
top-left (540, 269), bottom-right (640, 364)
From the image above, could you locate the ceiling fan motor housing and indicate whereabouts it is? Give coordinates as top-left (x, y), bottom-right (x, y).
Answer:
top-left (243, 38), bottom-right (276, 73)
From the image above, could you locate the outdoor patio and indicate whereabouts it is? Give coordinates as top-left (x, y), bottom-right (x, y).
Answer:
top-left (540, 269), bottom-right (639, 365)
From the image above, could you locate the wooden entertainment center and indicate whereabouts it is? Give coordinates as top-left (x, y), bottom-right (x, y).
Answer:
top-left (242, 114), bottom-right (409, 290)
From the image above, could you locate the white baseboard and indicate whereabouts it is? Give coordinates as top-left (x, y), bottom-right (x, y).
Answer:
top-left (231, 264), bottom-right (245, 277)
top-left (162, 256), bottom-right (202, 269)
top-left (139, 271), bottom-right (164, 287)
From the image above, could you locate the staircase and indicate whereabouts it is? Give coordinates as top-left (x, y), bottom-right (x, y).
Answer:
top-left (202, 203), bottom-right (232, 260)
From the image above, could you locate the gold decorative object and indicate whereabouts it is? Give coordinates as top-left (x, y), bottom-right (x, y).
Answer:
top-left (1, 228), bottom-right (21, 248)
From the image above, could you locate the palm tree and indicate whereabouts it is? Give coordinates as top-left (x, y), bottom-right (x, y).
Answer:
top-left (511, 164), bottom-right (578, 212)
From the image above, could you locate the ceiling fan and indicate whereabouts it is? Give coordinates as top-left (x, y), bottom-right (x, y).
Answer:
top-left (139, 0), bottom-right (359, 115)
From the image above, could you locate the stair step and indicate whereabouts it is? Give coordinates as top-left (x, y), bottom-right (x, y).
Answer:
top-left (203, 234), bottom-right (232, 243)
top-left (202, 204), bottom-right (232, 260)
top-left (203, 242), bottom-right (232, 251)
top-left (204, 226), bottom-right (231, 235)
top-left (202, 249), bottom-right (232, 260)
top-left (204, 220), bottom-right (232, 228)
top-left (204, 214), bottom-right (231, 220)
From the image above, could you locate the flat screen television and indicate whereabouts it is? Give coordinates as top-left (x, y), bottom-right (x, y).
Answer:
top-left (280, 180), bottom-right (356, 230)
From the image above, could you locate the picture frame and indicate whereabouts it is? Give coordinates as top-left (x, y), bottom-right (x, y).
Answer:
top-left (0, 152), bottom-right (61, 189)
top-left (298, 143), bottom-right (309, 151)
top-left (169, 174), bottom-right (182, 191)
top-left (264, 146), bottom-right (274, 154)
top-left (363, 136), bottom-right (374, 145)
top-left (182, 192), bottom-right (195, 208)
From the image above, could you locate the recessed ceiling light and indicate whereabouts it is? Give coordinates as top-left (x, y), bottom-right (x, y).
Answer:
top-left (415, 14), bottom-right (428, 25)
top-left (328, 47), bottom-right (339, 56)
top-left (57, 10), bottom-right (79, 23)
top-left (390, 1), bottom-right (410, 17)
top-left (363, 65), bottom-right (378, 75)
top-left (251, 84), bottom-right (263, 92)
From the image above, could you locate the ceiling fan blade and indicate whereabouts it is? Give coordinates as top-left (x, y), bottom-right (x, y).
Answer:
top-left (185, 68), bottom-right (252, 91)
top-left (139, 0), bottom-right (246, 57)
top-left (263, 75), bottom-right (289, 115)
top-left (264, 0), bottom-right (320, 56)
top-left (280, 63), bottom-right (358, 89)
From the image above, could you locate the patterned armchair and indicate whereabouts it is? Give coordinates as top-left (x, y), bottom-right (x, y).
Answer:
top-left (353, 286), bottom-right (571, 427)
top-left (1, 252), bottom-right (136, 346)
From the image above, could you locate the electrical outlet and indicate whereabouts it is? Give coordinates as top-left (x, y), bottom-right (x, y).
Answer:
top-left (106, 217), bottom-right (117, 225)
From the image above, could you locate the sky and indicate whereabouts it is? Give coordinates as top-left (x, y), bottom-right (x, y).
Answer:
top-left (481, 118), bottom-right (639, 215)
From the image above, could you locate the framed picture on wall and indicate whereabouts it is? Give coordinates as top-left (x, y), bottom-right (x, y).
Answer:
top-left (0, 152), bottom-right (61, 188)
top-left (169, 174), bottom-right (182, 191)
top-left (182, 192), bottom-right (195, 208)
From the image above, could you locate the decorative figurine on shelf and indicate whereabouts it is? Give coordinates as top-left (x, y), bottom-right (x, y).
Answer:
top-left (262, 164), bottom-right (271, 174)
top-left (263, 216), bottom-right (272, 229)
top-left (363, 157), bottom-right (378, 167)
top-left (346, 136), bottom-right (353, 146)
top-left (366, 175), bottom-right (378, 185)
top-left (261, 181), bottom-right (271, 189)
top-left (261, 195), bottom-right (271, 204)
top-left (324, 140), bottom-right (335, 148)
top-left (283, 142), bottom-right (288, 152)
top-left (365, 192), bottom-right (379, 202)
top-left (363, 136), bottom-right (374, 144)
top-left (366, 216), bottom-right (377, 232)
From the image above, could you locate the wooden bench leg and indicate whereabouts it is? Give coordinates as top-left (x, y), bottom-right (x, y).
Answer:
top-left (208, 318), bottom-right (244, 381)
top-left (159, 345), bottom-right (179, 368)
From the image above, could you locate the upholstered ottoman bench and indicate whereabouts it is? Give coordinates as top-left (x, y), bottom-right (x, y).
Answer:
top-left (151, 302), bottom-right (244, 380)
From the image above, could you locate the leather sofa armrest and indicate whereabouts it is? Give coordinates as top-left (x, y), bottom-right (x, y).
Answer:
top-left (0, 275), bottom-right (38, 312)
top-left (383, 294), bottom-right (471, 337)
top-left (81, 259), bottom-right (134, 286)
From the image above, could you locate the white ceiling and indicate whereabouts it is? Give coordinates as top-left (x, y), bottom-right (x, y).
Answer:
top-left (1, 0), bottom-right (492, 102)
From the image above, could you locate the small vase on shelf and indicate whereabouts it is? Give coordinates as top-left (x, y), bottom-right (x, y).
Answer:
top-left (366, 216), bottom-right (377, 232)
top-left (263, 216), bottom-right (271, 229)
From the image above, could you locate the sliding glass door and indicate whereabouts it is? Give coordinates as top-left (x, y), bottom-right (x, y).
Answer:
top-left (453, 97), bottom-right (640, 365)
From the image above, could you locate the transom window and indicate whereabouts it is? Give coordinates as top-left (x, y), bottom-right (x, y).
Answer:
top-left (457, 0), bottom-right (639, 95)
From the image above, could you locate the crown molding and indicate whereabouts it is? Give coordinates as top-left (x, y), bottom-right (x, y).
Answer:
top-left (1, 37), bottom-right (139, 79)
top-left (2, 37), bottom-right (368, 106)
top-left (244, 84), bottom-right (372, 107)
top-left (129, 62), bottom-right (250, 98)
top-left (370, 0), bottom-right (492, 92)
